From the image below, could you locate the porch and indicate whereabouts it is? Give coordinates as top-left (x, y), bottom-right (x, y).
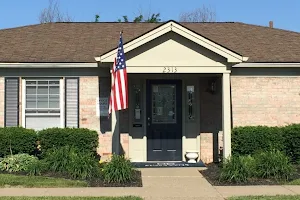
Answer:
top-left (99, 73), bottom-right (230, 163)
top-left (96, 21), bottom-right (241, 163)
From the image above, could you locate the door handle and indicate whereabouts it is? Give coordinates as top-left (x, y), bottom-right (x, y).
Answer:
top-left (147, 117), bottom-right (151, 126)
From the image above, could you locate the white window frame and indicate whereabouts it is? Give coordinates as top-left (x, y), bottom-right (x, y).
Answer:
top-left (22, 78), bottom-right (64, 128)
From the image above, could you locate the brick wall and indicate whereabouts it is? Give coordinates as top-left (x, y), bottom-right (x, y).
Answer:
top-left (79, 77), bottom-right (100, 131)
top-left (231, 76), bottom-right (300, 127)
top-left (97, 77), bottom-right (130, 160)
top-left (199, 77), bottom-right (222, 163)
top-left (0, 77), bottom-right (4, 127)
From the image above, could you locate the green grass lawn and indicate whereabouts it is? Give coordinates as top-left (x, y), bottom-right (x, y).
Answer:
top-left (228, 195), bottom-right (300, 200)
top-left (0, 174), bottom-right (88, 188)
top-left (0, 198), bottom-right (142, 200)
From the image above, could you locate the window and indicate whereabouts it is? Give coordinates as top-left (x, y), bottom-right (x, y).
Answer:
top-left (186, 85), bottom-right (195, 121)
top-left (133, 84), bottom-right (142, 123)
top-left (24, 79), bottom-right (62, 130)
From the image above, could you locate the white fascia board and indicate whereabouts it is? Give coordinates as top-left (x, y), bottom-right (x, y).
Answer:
top-left (233, 63), bottom-right (300, 68)
top-left (0, 63), bottom-right (97, 68)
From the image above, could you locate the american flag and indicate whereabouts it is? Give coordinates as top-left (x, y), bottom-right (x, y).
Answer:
top-left (108, 32), bottom-right (128, 115)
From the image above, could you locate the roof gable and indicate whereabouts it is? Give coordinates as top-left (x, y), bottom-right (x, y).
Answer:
top-left (125, 31), bottom-right (227, 67)
top-left (99, 20), bottom-right (247, 63)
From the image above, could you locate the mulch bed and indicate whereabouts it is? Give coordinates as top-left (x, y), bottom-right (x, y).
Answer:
top-left (88, 170), bottom-right (142, 187)
top-left (199, 163), bottom-right (300, 186)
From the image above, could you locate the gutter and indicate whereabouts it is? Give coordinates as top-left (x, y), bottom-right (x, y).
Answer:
top-left (0, 63), bottom-right (97, 68)
top-left (233, 63), bottom-right (300, 68)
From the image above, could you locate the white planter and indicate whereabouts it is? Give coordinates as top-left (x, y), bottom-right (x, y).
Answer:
top-left (185, 151), bottom-right (199, 163)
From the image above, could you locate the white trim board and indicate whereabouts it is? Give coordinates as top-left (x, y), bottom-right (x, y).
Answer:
top-left (0, 63), bottom-right (97, 68)
top-left (233, 63), bottom-right (300, 68)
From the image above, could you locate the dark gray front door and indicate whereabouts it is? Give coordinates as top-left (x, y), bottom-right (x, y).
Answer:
top-left (146, 79), bottom-right (182, 161)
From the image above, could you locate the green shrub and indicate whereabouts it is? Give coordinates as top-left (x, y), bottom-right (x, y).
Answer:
top-left (102, 154), bottom-right (135, 183)
top-left (219, 155), bottom-right (255, 183)
top-left (282, 124), bottom-right (300, 163)
top-left (44, 146), bottom-right (99, 179)
top-left (27, 159), bottom-right (48, 176)
top-left (38, 128), bottom-right (98, 155)
top-left (254, 150), bottom-right (294, 180)
top-left (0, 153), bottom-right (38, 173)
top-left (0, 127), bottom-right (37, 157)
top-left (232, 126), bottom-right (285, 156)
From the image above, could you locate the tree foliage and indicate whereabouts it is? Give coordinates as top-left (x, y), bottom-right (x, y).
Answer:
top-left (117, 13), bottom-right (161, 23)
top-left (39, 0), bottom-right (73, 23)
top-left (179, 5), bottom-right (216, 22)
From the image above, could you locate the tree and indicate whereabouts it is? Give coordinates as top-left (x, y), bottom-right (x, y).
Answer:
top-left (39, 0), bottom-right (73, 23)
top-left (94, 14), bottom-right (100, 22)
top-left (117, 13), bottom-right (161, 23)
top-left (179, 5), bottom-right (216, 22)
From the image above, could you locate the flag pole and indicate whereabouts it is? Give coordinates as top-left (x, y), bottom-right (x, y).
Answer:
top-left (110, 30), bottom-right (127, 156)
top-left (111, 64), bottom-right (120, 156)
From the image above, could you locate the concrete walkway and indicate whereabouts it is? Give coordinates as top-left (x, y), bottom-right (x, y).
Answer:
top-left (0, 168), bottom-right (300, 200)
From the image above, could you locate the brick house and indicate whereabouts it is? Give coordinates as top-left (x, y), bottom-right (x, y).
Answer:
top-left (1, 20), bottom-right (300, 163)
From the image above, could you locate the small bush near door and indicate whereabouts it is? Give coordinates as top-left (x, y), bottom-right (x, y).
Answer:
top-left (102, 154), bottom-right (135, 184)
top-left (220, 150), bottom-right (294, 183)
top-left (219, 155), bottom-right (255, 183)
top-left (44, 146), bottom-right (100, 180)
top-left (0, 127), bottom-right (37, 157)
top-left (38, 128), bottom-right (99, 155)
top-left (254, 150), bottom-right (294, 180)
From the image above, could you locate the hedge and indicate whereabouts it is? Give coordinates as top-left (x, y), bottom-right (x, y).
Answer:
top-left (38, 128), bottom-right (98, 154)
top-left (232, 124), bottom-right (300, 163)
top-left (0, 127), bottom-right (37, 157)
top-left (283, 124), bottom-right (300, 163)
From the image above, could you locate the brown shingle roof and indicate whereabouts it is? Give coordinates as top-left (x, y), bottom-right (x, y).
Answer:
top-left (1, 21), bottom-right (300, 63)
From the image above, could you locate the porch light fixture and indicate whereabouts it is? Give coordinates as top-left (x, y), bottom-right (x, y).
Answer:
top-left (206, 79), bottom-right (217, 94)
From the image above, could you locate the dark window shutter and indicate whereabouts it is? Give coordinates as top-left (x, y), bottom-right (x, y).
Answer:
top-left (5, 77), bottom-right (19, 127)
top-left (65, 78), bottom-right (79, 128)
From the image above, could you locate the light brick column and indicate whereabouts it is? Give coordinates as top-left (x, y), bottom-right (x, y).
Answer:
top-left (79, 77), bottom-right (100, 131)
top-left (222, 73), bottom-right (231, 159)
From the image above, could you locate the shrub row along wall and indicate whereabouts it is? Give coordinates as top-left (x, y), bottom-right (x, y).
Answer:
top-left (0, 127), bottom-right (98, 157)
top-left (232, 124), bottom-right (300, 163)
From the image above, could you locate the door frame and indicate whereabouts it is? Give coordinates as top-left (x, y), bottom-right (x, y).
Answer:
top-left (146, 79), bottom-right (183, 161)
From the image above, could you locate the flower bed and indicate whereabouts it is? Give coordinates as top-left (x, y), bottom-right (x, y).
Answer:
top-left (200, 163), bottom-right (300, 186)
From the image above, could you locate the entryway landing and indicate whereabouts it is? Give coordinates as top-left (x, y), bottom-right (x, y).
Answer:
top-left (132, 161), bottom-right (206, 168)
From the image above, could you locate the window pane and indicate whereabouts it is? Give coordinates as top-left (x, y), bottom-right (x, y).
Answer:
top-left (49, 95), bottom-right (59, 108)
top-left (26, 86), bottom-right (36, 94)
top-left (37, 95), bottom-right (48, 108)
top-left (49, 81), bottom-right (59, 85)
top-left (26, 95), bottom-right (36, 108)
top-left (152, 84), bottom-right (176, 124)
top-left (49, 86), bottom-right (59, 94)
top-left (38, 81), bottom-right (48, 85)
top-left (37, 86), bottom-right (48, 94)
top-left (26, 81), bottom-right (36, 85)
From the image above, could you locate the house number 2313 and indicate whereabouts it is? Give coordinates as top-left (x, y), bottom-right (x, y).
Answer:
top-left (163, 67), bottom-right (177, 73)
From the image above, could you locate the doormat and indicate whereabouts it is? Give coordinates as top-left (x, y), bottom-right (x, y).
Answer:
top-left (132, 161), bottom-right (206, 168)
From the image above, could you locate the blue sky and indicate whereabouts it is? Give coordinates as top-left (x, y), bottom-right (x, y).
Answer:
top-left (0, 0), bottom-right (300, 32)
